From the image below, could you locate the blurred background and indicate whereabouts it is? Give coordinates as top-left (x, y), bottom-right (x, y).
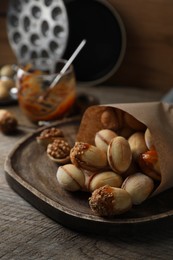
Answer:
top-left (0, 0), bottom-right (173, 91)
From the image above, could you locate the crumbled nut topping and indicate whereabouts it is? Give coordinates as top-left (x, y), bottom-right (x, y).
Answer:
top-left (47, 139), bottom-right (71, 159)
top-left (70, 142), bottom-right (90, 167)
top-left (39, 127), bottom-right (64, 139)
top-left (89, 185), bottom-right (115, 216)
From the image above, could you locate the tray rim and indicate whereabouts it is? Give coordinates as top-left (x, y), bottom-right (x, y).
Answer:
top-left (4, 117), bottom-right (173, 233)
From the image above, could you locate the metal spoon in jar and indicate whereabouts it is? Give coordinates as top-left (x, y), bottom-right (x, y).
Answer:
top-left (38, 39), bottom-right (86, 102)
top-left (50, 39), bottom-right (86, 89)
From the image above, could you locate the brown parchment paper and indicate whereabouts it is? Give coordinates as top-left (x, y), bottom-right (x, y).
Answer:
top-left (77, 101), bottom-right (173, 196)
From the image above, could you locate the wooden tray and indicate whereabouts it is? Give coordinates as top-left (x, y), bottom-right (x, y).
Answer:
top-left (4, 118), bottom-right (173, 234)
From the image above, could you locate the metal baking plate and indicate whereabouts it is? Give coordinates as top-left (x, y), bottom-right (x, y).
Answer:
top-left (7, 0), bottom-right (69, 63)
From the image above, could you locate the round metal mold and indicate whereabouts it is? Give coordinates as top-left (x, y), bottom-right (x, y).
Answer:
top-left (7, 0), bottom-right (69, 64)
top-left (63, 0), bottom-right (126, 85)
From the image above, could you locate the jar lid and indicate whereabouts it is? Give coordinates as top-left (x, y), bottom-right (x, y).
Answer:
top-left (63, 0), bottom-right (126, 85)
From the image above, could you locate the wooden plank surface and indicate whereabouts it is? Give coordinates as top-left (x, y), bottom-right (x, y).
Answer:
top-left (0, 17), bottom-right (16, 65)
top-left (0, 1), bottom-right (16, 64)
top-left (2, 84), bottom-right (173, 259)
top-left (107, 0), bottom-right (173, 90)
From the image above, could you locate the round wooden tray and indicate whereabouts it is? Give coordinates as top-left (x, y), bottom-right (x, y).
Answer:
top-left (4, 118), bottom-right (173, 234)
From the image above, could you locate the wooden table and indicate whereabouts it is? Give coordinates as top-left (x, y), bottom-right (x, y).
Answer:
top-left (1, 85), bottom-right (173, 260)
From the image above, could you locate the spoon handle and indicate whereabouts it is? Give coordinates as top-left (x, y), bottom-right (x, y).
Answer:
top-left (49, 39), bottom-right (86, 89)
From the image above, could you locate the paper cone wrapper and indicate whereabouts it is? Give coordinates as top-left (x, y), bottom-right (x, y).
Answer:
top-left (76, 101), bottom-right (173, 196)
